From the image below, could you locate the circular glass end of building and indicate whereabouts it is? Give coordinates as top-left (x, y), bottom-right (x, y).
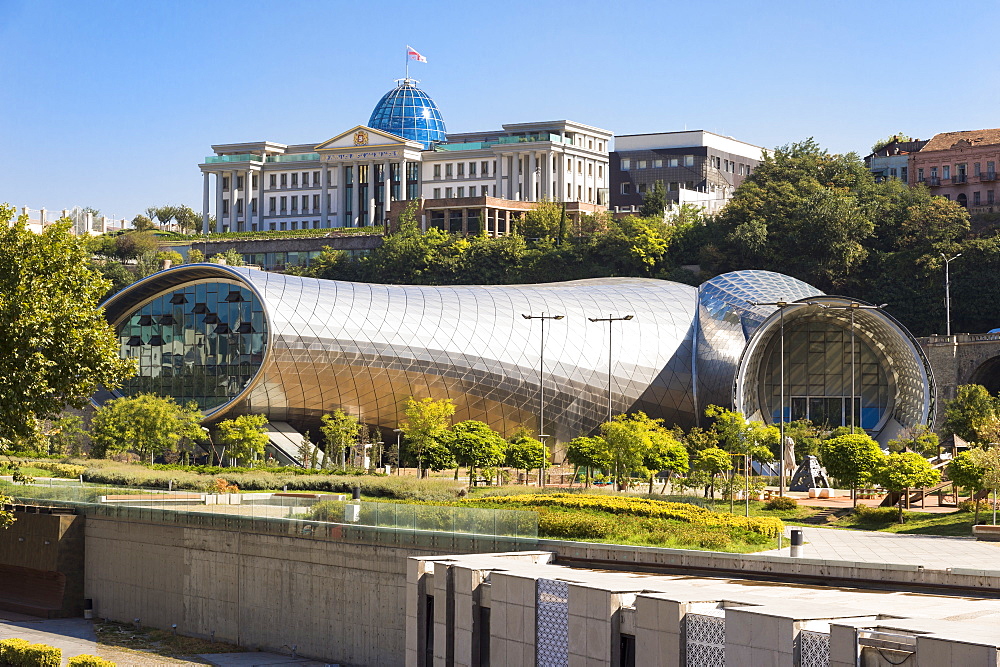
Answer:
top-left (108, 279), bottom-right (267, 413)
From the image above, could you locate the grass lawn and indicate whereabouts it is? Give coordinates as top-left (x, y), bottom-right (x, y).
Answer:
top-left (831, 509), bottom-right (980, 536)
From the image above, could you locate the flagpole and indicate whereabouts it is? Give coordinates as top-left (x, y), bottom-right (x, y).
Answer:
top-left (405, 46), bottom-right (409, 82)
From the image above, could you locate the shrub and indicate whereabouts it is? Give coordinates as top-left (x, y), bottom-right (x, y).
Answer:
top-left (764, 496), bottom-right (798, 511)
top-left (538, 510), bottom-right (617, 539)
top-left (468, 493), bottom-right (784, 538)
top-left (30, 462), bottom-right (87, 478)
top-left (0, 639), bottom-right (62, 666)
top-left (852, 505), bottom-right (901, 524)
top-left (68, 655), bottom-right (117, 666)
top-left (957, 499), bottom-right (998, 513)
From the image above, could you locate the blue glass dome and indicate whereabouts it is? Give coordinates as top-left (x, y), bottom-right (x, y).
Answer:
top-left (368, 79), bottom-right (447, 149)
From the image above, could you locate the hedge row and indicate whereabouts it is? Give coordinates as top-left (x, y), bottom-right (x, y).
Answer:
top-left (69, 656), bottom-right (117, 667)
top-left (0, 638), bottom-right (62, 666)
top-left (468, 493), bottom-right (784, 538)
top-left (28, 462), bottom-right (87, 478)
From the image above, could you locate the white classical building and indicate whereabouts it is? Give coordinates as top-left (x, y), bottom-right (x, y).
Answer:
top-left (198, 80), bottom-right (611, 234)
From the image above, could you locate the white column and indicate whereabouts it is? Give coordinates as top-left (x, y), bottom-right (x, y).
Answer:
top-left (214, 173), bottom-right (224, 233)
top-left (256, 168), bottom-right (265, 229)
top-left (228, 170), bottom-right (238, 231)
top-left (382, 161), bottom-right (391, 225)
top-left (494, 155), bottom-right (502, 199)
top-left (367, 162), bottom-right (377, 226)
top-left (528, 152), bottom-right (538, 202)
top-left (243, 169), bottom-right (252, 231)
top-left (321, 164), bottom-right (330, 227)
top-left (399, 160), bottom-right (407, 201)
top-left (202, 172), bottom-right (211, 234)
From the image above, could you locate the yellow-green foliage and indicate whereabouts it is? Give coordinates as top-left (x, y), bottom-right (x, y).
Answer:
top-left (469, 493), bottom-right (784, 538)
top-left (30, 461), bottom-right (87, 478)
top-left (68, 655), bottom-right (117, 666)
top-left (0, 638), bottom-right (62, 666)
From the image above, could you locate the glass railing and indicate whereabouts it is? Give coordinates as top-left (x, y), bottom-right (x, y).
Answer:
top-left (435, 141), bottom-right (496, 151)
top-left (496, 133), bottom-right (569, 145)
top-left (0, 479), bottom-right (539, 551)
top-left (266, 153), bottom-right (321, 163)
top-left (204, 154), bottom-right (264, 164)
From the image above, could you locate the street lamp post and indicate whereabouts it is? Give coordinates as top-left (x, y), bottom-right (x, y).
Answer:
top-left (522, 312), bottom-right (565, 487)
top-left (753, 301), bottom-right (788, 495)
top-left (587, 314), bottom-right (635, 424)
top-left (811, 302), bottom-right (887, 434)
top-left (392, 428), bottom-right (403, 475)
top-left (941, 252), bottom-right (962, 337)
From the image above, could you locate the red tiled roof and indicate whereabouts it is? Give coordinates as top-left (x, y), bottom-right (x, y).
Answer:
top-left (922, 129), bottom-right (1000, 152)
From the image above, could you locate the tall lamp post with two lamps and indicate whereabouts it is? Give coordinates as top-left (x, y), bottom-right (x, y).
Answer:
top-left (587, 314), bottom-right (635, 424)
top-left (522, 312), bottom-right (564, 487)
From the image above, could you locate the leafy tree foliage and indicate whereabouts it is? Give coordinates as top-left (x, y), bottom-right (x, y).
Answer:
top-left (565, 435), bottom-right (612, 487)
top-left (46, 414), bottom-right (87, 456)
top-left (599, 414), bottom-right (656, 490)
top-left (210, 248), bottom-right (244, 266)
top-left (948, 449), bottom-right (987, 524)
top-left (320, 409), bottom-right (361, 468)
top-left (400, 397), bottom-right (455, 476)
top-left (638, 181), bottom-right (668, 218)
top-left (216, 414), bottom-right (269, 465)
top-left (693, 447), bottom-right (732, 498)
top-left (819, 433), bottom-right (885, 506)
top-left (968, 447), bottom-right (1000, 525)
top-left (90, 394), bottom-right (201, 462)
top-left (186, 249), bottom-right (205, 264)
top-left (643, 428), bottom-right (689, 493)
top-left (943, 384), bottom-right (1000, 443)
top-left (131, 214), bottom-right (156, 232)
top-left (445, 420), bottom-right (507, 481)
top-left (0, 207), bottom-right (135, 446)
top-left (886, 424), bottom-right (939, 455)
top-left (505, 432), bottom-right (550, 483)
top-left (870, 132), bottom-right (913, 153)
top-left (873, 452), bottom-right (941, 521)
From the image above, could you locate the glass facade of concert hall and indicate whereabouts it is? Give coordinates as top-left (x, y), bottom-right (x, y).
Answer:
top-left (98, 266), bottom-right (935, 444)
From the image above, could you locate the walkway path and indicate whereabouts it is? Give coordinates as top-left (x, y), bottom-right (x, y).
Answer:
top-left (761, 525), bottom-right (1000, 570)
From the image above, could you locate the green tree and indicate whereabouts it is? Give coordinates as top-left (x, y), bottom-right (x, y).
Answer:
top-left (46, 414), bottom-right (87, 456)
top-left (400, 397), bottom-right (456, 477)
top-left (173, 205), bottom-right (201, 234)
top-left (90, 394), bottom-right (201, 462)
top-left (186, 249), bottom-right (205, 264)
top-left (320, 409), bottom-right (361, 469)
top-left (693, 446), bottom-right (732, 498)
top-left (599, 413), bottom-right (657, 491)
top-left (820, 433), bottom-right (885, 506)
top-left (131, 214), bottom-right (156, 232)
top-left (638, 181), bottom-right (668, 218)
top-left (215, 414), bottom-right (269, 466)
top-left (968, 447), bottom-right (1000, 525)
top-left (870, 133), bottom-right (913, 153)
top-left (943, 384), bottom-right (1000, 443)
top-left (505, 432), bottom-right (550, 485)
top-left (113, 231), bottom-right (160, 262)
top-left (565, 435), bottom-right (611, 487)
top-left (705, 405), bottom-right (778, 470)
top-left (887, 424), bottom-right (939, 456)
top-left (210, 248), bottom-right (244, 266)
top-left (644, 430), bottom-right (689, 493)
top-left (156, 250), bottom-right (184, 266)
top-left (444, 420), bottom-right (506, 482)
top-left (948, 450), bottom-right (987, 524)
top-left (518, 200), bottom-right (562, 239)
top-left (147, 205), bottom-right (180, 230)
top-left (0, 207), bottom-right (135, 446)
top-left (873, 452), bottom-right (941, 522)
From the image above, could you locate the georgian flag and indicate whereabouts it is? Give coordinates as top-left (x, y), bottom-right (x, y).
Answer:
top-left (407, 46), bottom-right (427, 63)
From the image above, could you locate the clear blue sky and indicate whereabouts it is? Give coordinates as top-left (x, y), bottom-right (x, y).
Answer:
top-left (1, 0), bottom-right (997, 221)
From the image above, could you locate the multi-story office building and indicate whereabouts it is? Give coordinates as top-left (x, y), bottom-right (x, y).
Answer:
top-left (198, 79), bottom-right (611, 234)
top-left (864, 137), bottom-right (927, 183)
top-left (609, 130), bottom-right (766, 215)
top-left (909, 128), bottom-right (1000, 213)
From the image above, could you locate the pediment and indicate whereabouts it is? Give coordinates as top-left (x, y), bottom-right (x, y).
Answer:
top-left (315, 125), bottom-right (408, 151)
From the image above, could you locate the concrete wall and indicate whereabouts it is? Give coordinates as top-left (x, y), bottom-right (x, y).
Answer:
top-left (84, 515), bottom-right (455, 666)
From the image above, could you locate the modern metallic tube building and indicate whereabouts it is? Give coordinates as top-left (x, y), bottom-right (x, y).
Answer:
top-left (97, 265), bottom-right (934, 445)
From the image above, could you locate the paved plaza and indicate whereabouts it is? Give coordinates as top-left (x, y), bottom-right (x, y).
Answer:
top-left (762, 525), bottom-right (1000, 570)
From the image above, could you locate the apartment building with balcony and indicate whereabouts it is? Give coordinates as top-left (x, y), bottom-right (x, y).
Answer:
top-left (864, 137), bottom-right (928, 183)
top-left (909, 128), bottom-right (1000, 213)
top-left (198, 79), bottom-right (611, 235)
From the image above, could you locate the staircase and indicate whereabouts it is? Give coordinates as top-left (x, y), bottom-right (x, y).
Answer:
top-left (799, 507), bottom-right (844, 525)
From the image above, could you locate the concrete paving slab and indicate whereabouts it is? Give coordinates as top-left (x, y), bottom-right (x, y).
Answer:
top-left (762, 525), bottom-right (1000, 568)
top-left (198, 653), bottom-right (333, 666)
